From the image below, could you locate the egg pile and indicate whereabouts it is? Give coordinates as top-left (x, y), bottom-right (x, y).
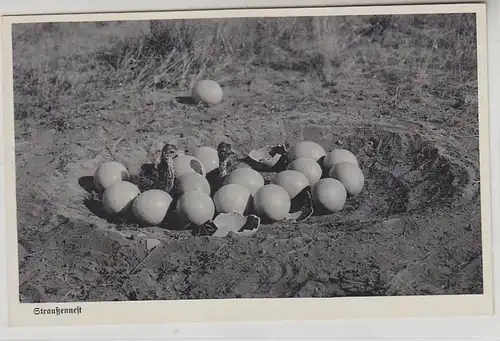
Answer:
top-left (276, 141), bottom-right (364, 216)
top-left (90, 139), bottom-right (364, 233)
top-left (87, 79), bottom-right (365, 235)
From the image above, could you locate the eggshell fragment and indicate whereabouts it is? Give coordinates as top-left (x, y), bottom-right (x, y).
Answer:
top-left (248, 145), bottom-right (285, 168)
top-left (212, 212), bottom-right (248, 237)
top-left (173, 155), bottom-right (206, 177)
top-left (194, 146), bottom-right (219, 173)
top-left (212, 212), bottom-right (261, 237)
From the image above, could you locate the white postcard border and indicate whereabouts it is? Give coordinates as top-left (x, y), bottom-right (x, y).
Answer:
top-left (0, 1), bottom-right (497, 338)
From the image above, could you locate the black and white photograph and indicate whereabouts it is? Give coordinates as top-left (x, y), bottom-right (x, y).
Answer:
top-left (2, 3), bottom-right (493, 326)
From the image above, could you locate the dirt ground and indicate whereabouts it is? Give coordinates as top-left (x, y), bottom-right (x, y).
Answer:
top-left (12, 15), bottom-right (483, 303)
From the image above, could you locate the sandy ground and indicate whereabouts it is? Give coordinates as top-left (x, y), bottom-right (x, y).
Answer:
top-left (12, 17), bottom-right (483, 302)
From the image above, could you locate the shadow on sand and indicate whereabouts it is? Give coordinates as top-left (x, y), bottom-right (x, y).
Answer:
top-left (175, 96), bottom-right (198, 106)
top-left (78, 176), bottom-right (96, 193)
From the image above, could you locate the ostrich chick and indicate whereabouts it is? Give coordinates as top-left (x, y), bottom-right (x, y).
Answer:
top-left (217, 142), bottom-right (237, 179)
top-left (156, 143), bottom-right (181, 193)
top-left (218, 142), bottom-right (252, 178)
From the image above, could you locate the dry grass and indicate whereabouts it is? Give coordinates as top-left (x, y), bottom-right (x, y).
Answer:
top-left (12, 14), bottom-right (477, 121)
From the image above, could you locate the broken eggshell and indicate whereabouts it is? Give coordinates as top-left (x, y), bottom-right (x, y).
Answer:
top-left (284, 186), bottom-right (314, 222)
top-left (236, 215), bottom-right (261, 237)
top-left (211, 212), bottom-right (260, 238)
top-left (248, 144), bottom-right (287, 168)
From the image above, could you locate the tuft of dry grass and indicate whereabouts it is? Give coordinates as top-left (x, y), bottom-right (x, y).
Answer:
top-left (12, 13), bottom-right (477, 121)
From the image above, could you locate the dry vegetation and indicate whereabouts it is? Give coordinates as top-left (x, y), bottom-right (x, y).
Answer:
top-left (12, 13), bottom-right (483, 303)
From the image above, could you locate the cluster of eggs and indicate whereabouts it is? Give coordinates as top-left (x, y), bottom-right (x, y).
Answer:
top-left (92, 139), bottom-right (364, 228)
top-left (265, 141), bottom-right (365, 219)
top-left (91, 78), bottom-right (364, 228)
top-left (92, 145), bottom-right (259, 227)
